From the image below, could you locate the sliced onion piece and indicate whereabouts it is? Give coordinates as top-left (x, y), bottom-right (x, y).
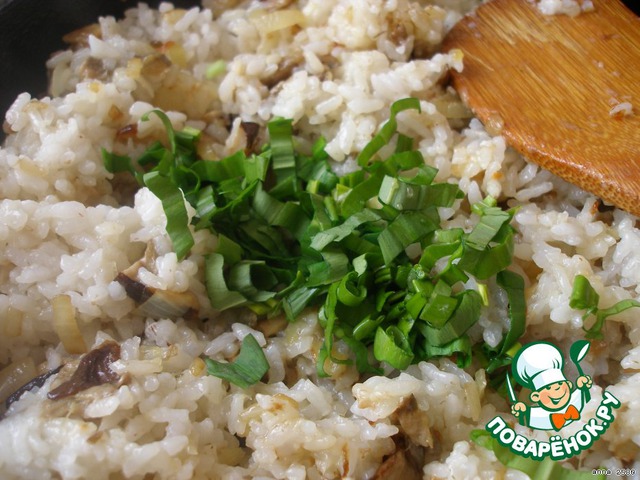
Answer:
top-left (250, 9), bottom-right (306, 36)
top-left (4, 307), bottom-right (23, 337)
top-left (52, 295), bottom-right (88, 355)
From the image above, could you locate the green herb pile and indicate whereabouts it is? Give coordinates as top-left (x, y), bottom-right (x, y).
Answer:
top-left (104, 98), bottom-right (525, 382)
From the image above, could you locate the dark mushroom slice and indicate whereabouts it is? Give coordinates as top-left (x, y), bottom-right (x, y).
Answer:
top-left (5, 365), bottom-right (64, 410)
top-left (48, 341), bottom-right (121, 401)
top-left (261, 55), bottom-right (302, 89)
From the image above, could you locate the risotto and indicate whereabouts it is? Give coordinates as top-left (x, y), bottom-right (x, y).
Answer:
top-left (0, 1), bottom-right (638, 479)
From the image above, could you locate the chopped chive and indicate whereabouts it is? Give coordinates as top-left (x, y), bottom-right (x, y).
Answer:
top-left (374, 326), bottom-right (414, 370)
top-left (570, 274), bottom-right (640, 339)
top-left (204, 334), bottom-right (269, 388)
top-left (142, 171), bottom-right (194, 261)
top-left (357, 97), bottom-right (421, 167)
top-left (206, 60), bottom-right (227, 79)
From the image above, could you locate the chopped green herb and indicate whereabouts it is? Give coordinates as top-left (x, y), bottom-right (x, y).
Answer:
top-left (356, 97), bottom-right (421, 167)
top-left (570, 274), bottom-right (600, 312)
top-left (143, 171), bottom-right (194, 260)
top-left (204, 334), bottom-right (269, 388)
top-left (206, 60), bottom-right (227, 79)
top-left (483, 270), bottom-right (526, 374)
top-left (374, 325), bottom-right (414, 370)
top-left (423, 335), bottom-right (472, 368)
top-left (101, 149), bottom-right (134, 174)
top-left (103, 109), bottom-right (200, 260)
top-left (457, 196), bottom-right (517, 280)
top-left (570, 274), bottom-right (640, 339)
top-left (105, 99), bottom-right (522, 376)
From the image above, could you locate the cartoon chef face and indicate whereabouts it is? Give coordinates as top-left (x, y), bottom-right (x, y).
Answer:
top-left (512, 341), bottom-right (572, 412)
top-left (529, 380), bottom-right (573, 411)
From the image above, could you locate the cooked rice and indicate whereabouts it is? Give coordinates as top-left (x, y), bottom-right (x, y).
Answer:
top-left (1, 1), bottom-right (639, 479)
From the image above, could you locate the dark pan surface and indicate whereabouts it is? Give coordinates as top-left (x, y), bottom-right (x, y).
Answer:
top-left (0, 0), bottom-right (199, 123)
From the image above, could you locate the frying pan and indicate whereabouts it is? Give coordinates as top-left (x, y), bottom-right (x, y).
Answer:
top-left (0, 0), bottom-right (639, 135)
top-left (0, 0), bottom-right (199, 128)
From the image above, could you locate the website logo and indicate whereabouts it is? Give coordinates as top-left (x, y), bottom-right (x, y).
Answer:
top-left (484, 340), bottom-right (620, 460)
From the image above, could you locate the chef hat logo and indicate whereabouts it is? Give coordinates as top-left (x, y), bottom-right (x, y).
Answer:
top-left (512, 341), bottom-right (568, 391)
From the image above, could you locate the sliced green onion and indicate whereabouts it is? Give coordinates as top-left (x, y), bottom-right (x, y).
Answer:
top-left (204, 334), bottom-right (269, 388)
top-left (194, 185), bottom-right (217, 227)
top-left (496, 270), bottom-right (526, 355)
top-left (204, 254), bottom-right (247, 310)
top-left (252, 184), bottom-right (309, 239)
top-left (570, 274), bottom-right (640, 339)
top-left (378, 210), bottom-right (439, 264)
top-left (419, 229), bottom-right (464, 270)
top-left (306, 250), bottom-right (349, 287)
top-left (142, 110), bottom-right (177, 154)
top-left (317, 283), bottom-right (340, 376)
top-left (310, 209), bottom-right (380, 251)
top-left (379, 175), bottom-right (462, 211)
top-left (214, 235), bottom-right (243, 266)
top-left (477, 282), bottom-right (489, 306)
top-left (421, 290), bottom-right (482, 346)
top-left (142, 171), bottom-right (194, 260)
top-left (465, 208), bottom-right (511, 251)
top-left (268, 118), bottom-right (297, 196)
top-left (341, 334), bottom-right (383, 375)
top-left (337, 272), bottom-right (367, 307)
top-left (424, 335), bottom-right (472, 368)
top-left (395, 133), bottom-right (413, 153)
top-left (297, 152), bottom-right (337, 194)
top-left (341, 168), bottom-right (388, 217)
top-left (136, 141), bottom-right (164, 168)
top-left (458, 228), bottom-right (514, 280)
top-left (456, 198), bottom-right (516, 280)
top-left (206, 60), bottom-right (226, 79)
top-left (228, 261), bottom-right (278, 302)
top-left (191, 150), bottom-right (247, 182)
top-left (587, 299), bottom-right (640, 339)
top-left (282, 285), bottom-right (319, 321)
top-left (484, 270), bottom-right (527, 374)
top-left (352, 254), bottom-right (368, 276)
top-left (173, 164), bottom-right (200, 199)
top-left (405, 291), bottom-right (428, 320)
top-left (569, 274), bottom-right (599, 312)
top-left (101, 149), bottom-right (134, 175)
top-left (373, 326), bottom-right (414, 370)
top-left (386, 150), bottom-right (426, 172)
top-left (357, 97), bottom-right (421, 167)
top-left (353, 314), bottom-right (385, 341)
top-left (420, 294), bottom-right (458, 327)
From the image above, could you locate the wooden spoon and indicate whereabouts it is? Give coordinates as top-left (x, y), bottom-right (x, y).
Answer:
top-left (442, 0), bottom-right (640, 215)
